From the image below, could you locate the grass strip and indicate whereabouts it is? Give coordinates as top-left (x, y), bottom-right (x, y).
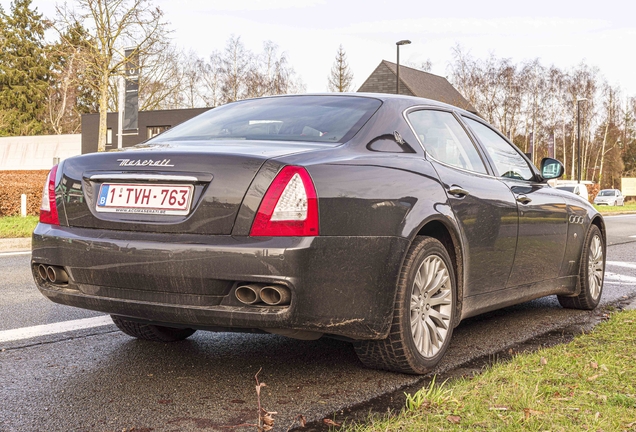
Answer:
top-left (0, 216), bottom-right (38, 238)
top-left (346, 310), bottom-right (636, 431)
top-left (594, 203), bottom-right (636, 213)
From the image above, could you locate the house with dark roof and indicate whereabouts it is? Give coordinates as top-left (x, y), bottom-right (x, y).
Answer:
top-left (358, 60), bottom-right (477, 114)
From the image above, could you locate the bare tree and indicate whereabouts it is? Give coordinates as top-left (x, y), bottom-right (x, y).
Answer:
top-left (56, 0), bottom-right (169, 151)
top-left (221, 35), bottom-right (252, 103)
top-left (328, 45), bottom-right (354, 92)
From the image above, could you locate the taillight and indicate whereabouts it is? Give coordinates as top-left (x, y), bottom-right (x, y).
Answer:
top-left (39, 165), bottom-right (59, 225)
top-left (250, 166), bottom-right (319, 237)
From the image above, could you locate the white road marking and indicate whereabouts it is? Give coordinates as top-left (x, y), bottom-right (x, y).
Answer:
top-left (0, 251), bottom-right (30, 257)
top-left (606, 261), bottom-right (636, 270)
top-left (0, 315), bottom-right (112, 343)
top-left (604, 271), bottom-right (636, 283)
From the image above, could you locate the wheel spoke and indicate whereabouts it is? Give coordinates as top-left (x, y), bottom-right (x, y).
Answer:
top-left (427, 271), bottom-right (449, 296)
top-left (424, 258), bottom-right (437, 288)
top-left (414, 267), bottom-right (424, 290)
top-left (426, 318), bottom-right (442, 348)
top-left (429, 290), bottom-right (452, 306)
top-left (428, 309), bottom-right (450, 330)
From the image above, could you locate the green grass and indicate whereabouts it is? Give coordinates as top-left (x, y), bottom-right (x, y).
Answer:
top-left (0, 215), bottom-right (38, 238)
top-left (345, 310), bottom-right (636, 432)
top-left (594, 203), bottom-right (636, 214)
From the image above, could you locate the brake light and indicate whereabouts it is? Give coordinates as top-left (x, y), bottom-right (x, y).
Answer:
top-left (250, 166), bottom-right (319, 236)
top-left (39, 165), bottom-right (59, 225)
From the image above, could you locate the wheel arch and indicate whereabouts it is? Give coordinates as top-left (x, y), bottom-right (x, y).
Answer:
top-left (411, 217), bottom-right (465, 327)
top-left (590, 214), bottom-right (606, 242)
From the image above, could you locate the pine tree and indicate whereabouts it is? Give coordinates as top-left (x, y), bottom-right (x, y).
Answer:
top-left (0, 0), bottom-right (51, 136)
top-left (328, 45), bottom-right (354, 92)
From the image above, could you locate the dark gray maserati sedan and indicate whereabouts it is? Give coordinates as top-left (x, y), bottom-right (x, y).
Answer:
top-left (32, 94), bottom-right (606, 374)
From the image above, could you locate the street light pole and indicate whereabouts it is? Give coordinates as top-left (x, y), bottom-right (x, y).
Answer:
top-left (396, 40), bottom-right (411, 94)
top-left (577, 98), bottom-right (587, 184)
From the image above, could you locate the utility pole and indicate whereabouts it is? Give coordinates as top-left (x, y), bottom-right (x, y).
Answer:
top-left (396, 40), bottom-right (411, 94)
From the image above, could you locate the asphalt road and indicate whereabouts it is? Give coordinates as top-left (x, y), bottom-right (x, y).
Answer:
top-left (1, 215), bottom-right (636, 431)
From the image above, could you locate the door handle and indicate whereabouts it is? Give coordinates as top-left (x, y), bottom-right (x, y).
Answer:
top-left (516, 194), bottom-right (532, 204)
top-left (448, 185), bottom-right (470, 198)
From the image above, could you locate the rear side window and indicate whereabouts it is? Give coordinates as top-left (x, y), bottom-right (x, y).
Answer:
top-left (407, 110), bottom-right (487, 174)
top-left (464, 118), bottom-right (534, 181)
top-left (149, 96), bottom-right (382, 144)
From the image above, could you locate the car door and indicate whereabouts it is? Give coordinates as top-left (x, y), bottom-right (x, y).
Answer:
top-left (462, 116), bottom-right (569, 287)
top-left (406, 109), bottom-right (519, 297)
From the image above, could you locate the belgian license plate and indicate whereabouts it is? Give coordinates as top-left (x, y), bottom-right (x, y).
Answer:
top-left (96, 183), bottom-right (194, 215)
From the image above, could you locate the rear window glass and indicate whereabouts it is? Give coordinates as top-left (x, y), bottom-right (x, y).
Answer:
top-left (557, 186), bottom-right (575, 192)
top-left (150, 96), bottom-right (382, 144)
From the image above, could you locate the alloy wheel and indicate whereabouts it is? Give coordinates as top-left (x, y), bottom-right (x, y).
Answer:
top-left (410, 255), bottom-right (453, 357)
top-left (588, 234), bottom-right (604, 300)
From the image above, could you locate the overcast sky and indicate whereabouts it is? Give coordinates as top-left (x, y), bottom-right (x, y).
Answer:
top-left (5, 0), bottom-right (636, 95)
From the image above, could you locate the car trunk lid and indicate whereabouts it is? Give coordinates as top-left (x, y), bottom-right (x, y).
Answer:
top-left (59, 141), bottom-right (330, 235)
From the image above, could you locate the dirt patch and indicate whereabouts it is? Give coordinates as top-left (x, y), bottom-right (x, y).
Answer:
top-left (0, 170), bottom-right (49, 216)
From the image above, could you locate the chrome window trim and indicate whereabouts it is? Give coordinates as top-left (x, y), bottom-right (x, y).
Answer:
top-left (460, 114), bottom-right (540, 180)
top-left (88, 173), bottom-right (200, 182)
top-left (402, 105), bottom-right (495, 179)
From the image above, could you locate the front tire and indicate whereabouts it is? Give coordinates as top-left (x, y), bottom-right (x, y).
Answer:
top-left (111, 315), bottom-right (196, 342)
top-left (354, 237), bottom-right (456, 374)
top-left (558, 225), bottom-right (604, 310)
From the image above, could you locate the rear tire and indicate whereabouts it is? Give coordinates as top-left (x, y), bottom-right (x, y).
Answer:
top-left (354, 237), bottom-right (456, 374)
top-left (558, 225), bottom-right (604, 310)
top-left (111, 315), bottom-right (196, 342)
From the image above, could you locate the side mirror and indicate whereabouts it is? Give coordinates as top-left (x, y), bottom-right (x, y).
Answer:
top-left (540, 157), bottom-right (564, 180)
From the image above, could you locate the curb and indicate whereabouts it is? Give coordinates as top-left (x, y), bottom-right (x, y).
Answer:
top-left (0, 237), bottom-right (31, 252)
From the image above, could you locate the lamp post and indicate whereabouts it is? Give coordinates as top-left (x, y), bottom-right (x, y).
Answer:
top-left (396, 40), bottom-right (411, 94)
top-left (577, 98), bottom-right (588, 184)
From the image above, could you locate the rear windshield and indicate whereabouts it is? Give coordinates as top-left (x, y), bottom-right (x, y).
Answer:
top-left (557, 186), bottom-right (575, 192)
top-left (150, 96), bottom-right (382, 144)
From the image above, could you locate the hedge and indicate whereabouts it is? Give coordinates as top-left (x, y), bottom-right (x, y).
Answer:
top-left (0, 170), bottom-right (49, 216)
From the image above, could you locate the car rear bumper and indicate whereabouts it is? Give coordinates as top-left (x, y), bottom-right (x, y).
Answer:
top-left (32, 223), bottom-right (409, 340)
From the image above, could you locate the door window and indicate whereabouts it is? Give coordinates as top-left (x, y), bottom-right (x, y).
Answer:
top-left (408, 110), bottom-right (487, 174)
top-left (464, 118), bottom-right (534, 181)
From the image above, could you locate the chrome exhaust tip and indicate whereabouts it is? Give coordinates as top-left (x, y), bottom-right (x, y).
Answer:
top-left (235, 284), bottom-right (264, 305)
top-left (46, 266), bottom-right (69, 284)
top-left (260, 285), bottom-right (291, 306)
top-left (37, 264), bottom-right (48, 281)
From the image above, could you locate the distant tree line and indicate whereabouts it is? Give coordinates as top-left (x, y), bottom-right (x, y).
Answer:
top-left (0, 0), bottom-right (304, 148)
top-left (448, 45), bottom-right (634, 188)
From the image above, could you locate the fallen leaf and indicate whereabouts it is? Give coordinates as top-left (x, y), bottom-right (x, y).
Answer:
top-left (540, 357), bottom-right (548, 365)
top-left (323, 418), bottom-right (342, 427)
top-left (595, 412), bottom-right (601, 419)
top-left (297, 414), bottom-right (307, 427)
top-left (600, 364), bottom-right (609, 372)
top-left (263, 412), bottom-right (275, 427)
top-left (587, 374), bottom-right (599, 382)
top-left (446, 415), bottom-right (461, 424)
top-left (524, 408), bottom-right (544, 419)
top-left (590, 361), bottom-right (598, 369)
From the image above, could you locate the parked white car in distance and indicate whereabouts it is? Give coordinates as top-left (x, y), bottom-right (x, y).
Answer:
top-left (594, 189), bottom-right (625, 206)
top-left (555, 183), bottom-right (589, 202)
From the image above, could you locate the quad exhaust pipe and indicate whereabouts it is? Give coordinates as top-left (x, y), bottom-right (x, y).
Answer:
top-left (235, 283), bottom-right (291, 306)
top-left (37, 264), bottom-right (69, 284)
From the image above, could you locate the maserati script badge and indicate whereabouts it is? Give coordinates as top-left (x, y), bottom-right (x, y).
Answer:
top-left (117, 159), bottom-right (174, 167)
